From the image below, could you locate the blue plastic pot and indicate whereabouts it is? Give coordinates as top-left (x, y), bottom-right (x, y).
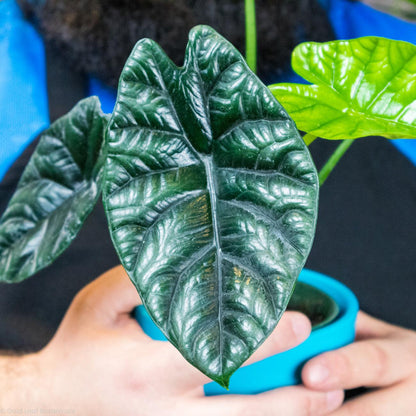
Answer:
top-left (134, 268), bottom-right (359, 395)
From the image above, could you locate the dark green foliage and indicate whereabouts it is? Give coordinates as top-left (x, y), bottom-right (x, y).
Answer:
top-left (0, 26), bottom-right (324, 387)
top-left (0, 97), bottom-right (106, 283)
top-left (104, 26), bottom-right (319, 387)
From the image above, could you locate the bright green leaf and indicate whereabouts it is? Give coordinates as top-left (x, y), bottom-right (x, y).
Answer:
top-left (0, 97), bottom-right (107, 283)
top-left (270, 37), bottom-right (416, 140)
top-left (104, 26), bottom-right (318, 387)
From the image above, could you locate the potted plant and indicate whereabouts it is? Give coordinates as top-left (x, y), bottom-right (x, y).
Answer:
top-left (0, 2), bottom-right (415, 396)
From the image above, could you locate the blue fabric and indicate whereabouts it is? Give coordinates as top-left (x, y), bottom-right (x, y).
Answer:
top-left (88, 77), bottom-right (116, 115)
top-left (319, 0), bottom-right (416, 164)
top-left (321, 0), bottom-right (416, 42)
top-left (0, 0), bottom-right (49, 181)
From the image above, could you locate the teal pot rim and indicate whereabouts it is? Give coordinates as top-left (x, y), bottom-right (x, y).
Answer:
top-left (134, 268), bottom-right (359, 395)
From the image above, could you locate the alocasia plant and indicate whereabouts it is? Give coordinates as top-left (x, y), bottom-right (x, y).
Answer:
top-left (0, 25), bottom-right (415, 388)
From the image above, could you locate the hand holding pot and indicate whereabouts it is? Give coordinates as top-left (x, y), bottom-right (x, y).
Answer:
top-left (302, 311), bottom-right (416, 415)
top-left (0, 265), bottom-right (344, 415)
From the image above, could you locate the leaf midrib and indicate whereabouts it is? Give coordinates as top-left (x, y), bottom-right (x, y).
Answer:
top-left (202, 155), bottom-right (224, 374)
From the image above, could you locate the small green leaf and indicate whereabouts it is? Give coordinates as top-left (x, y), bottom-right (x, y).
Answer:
top-left (104, 26), bottom-right (318, 387)
top-left (270, 37), bottom-right (416, 140)
top-left (0, 97), bottom-right (107, 283)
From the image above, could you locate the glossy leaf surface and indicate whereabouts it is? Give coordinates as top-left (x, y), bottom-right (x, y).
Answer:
top-left (270, 37), bottom-right (416, 140)
top-left (0, 97), bottom-right (106, 283)
top-left (104, 26), bottom-right (319, 387)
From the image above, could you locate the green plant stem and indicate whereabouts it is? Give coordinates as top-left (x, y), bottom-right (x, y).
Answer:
top-left (319, 140), bottom-right (354, 186)
top-left (245, 0), bottom-right (257, 74)
top-left (303, 133), bottom-right (317, 146)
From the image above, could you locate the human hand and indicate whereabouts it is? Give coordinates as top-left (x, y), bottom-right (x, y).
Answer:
top-left (302, 311), bottom-right (416, 415)
top-left (1, 265), bottom-right (343, 415)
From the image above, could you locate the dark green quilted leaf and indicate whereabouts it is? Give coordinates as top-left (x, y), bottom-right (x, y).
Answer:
top-left (0, 97), bottom-right (107, 283)
top-left (104, 26), bottom-right (319, 387)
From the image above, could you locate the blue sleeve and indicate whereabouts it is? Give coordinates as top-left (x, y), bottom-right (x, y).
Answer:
top-left (321, 0), bottom-right (416, 42)
top-left (0, 0), bottom-right (49, 182)
top-left (88, 77), bottom-right (116, 115)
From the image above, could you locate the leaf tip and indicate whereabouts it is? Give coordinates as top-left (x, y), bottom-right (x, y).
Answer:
top-left (212, 373), bottom-right (232, 390)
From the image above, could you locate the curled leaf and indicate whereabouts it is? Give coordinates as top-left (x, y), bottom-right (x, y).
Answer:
top-left (0, 97), bottom-right (107, 283)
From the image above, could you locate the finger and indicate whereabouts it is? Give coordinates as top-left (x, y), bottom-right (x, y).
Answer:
top-left (330, 380), bottom-right (416, 416)
top-left (302, 330), bottom-right (416, 390)
top-left (156, 311), bottom-right (311, 390)
top-left (355, 310), bottom-right (395, 340)
top-left (73, 265), bottom-right (141, 323)
top-left (189, 386), bottom-right (344, 416)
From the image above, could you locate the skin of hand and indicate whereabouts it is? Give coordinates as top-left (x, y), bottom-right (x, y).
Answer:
top-left (1, 265), bottom-right (344, 416)
top-left (302, 311), bottom-right (416, 415)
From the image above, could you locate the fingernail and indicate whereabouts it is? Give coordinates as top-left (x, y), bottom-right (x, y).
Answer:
top-left (290, 315), bottom-right (311, 340)
top-left (326, 390), bottom-right (344, 411)
top-left (308, 363), bottom-right (330, 384)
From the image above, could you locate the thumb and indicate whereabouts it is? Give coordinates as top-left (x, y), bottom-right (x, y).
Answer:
top-left (73, 265), bottom-right (142, 324)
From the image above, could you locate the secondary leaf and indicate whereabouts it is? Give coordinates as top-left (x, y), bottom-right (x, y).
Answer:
top-left (0, 97), bottom-right (107, 283)
top-left (104, 26), bottom-right (319, 387)
top-left (270, 37), bottom-right (416, 140)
